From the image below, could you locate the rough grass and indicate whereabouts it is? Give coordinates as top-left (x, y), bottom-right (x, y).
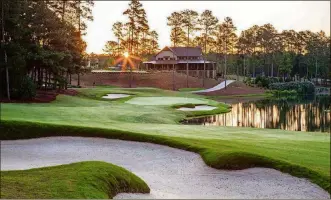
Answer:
top-left (0, 161), bottom-right (150, 199)
top-left (1, 87), bottom-right (330, 194)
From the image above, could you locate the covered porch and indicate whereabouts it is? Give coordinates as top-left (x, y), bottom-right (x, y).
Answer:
top-left (143, 60), bottom-right (217, 78)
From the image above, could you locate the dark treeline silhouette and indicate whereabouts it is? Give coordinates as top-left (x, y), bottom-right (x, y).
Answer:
top-left (1, 0), bottom-right (94, 100)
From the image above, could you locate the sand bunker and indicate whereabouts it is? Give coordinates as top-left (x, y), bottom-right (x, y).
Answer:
top-left (177, 105), bottom-right (217, 111)
top-left (125, 97), bottom-right (208, 105)
top-left (102, 94), bottom-right (130, 99)
top-left (1, 137), bottom-right (329, 199)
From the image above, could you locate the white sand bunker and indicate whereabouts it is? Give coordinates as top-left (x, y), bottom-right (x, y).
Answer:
top-left (1, 137), bottom-right (329, 199)
top-left (102, 93), bottom-right (130, 99)
top-left (125, 97), bottom-right (208, 105)
top-left (177, 105), bottom-right (217, 111)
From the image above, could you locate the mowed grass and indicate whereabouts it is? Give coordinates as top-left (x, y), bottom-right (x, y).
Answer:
top-left (1, 87), bottom-right (330, 194)
top-left (1, 161), bottom-right (150, 199)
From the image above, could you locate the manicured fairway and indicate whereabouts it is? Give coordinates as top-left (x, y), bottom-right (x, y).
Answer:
top-left (0, 161), bottom-right (150, 199)
top-left (1, 87), bottom-right (330, 195)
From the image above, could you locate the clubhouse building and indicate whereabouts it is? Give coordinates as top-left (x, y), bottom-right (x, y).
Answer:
top-left (143, 46), bottom-right (216, 78)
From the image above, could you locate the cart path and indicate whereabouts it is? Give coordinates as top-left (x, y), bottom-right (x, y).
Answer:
top-left (192, 80), bottom-right (236, 93)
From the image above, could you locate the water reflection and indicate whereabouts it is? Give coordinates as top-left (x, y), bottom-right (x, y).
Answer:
top-left (183, 96), bottom-right (331, 133)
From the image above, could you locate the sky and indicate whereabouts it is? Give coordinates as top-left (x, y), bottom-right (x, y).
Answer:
top-left (83, 1), bottom-right (330, 54)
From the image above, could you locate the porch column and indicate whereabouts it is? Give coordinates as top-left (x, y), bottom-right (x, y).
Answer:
top-left (213, 63), bottom-right (216, 78)
top-left (186, 62), bottom-right (189, 87)
top-left (172, 64), bottom-right (175, 91)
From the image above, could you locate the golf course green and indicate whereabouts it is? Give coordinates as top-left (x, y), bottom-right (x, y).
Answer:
top-left (1, 87), bottom-right (330, 197)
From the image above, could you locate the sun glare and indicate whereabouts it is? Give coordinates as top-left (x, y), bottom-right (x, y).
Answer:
top-left (124, 52), bottom-right (129, 58)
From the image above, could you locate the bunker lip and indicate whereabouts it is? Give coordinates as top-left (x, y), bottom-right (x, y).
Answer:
top-left (102, 94), bottom-right (131, 99)
top-left (1, 137), bottom-right (329, 199)
top-left (177, 105), bottom-right (217, 111)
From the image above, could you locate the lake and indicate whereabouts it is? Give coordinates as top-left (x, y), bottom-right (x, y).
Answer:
top-left (182, 96), bottom-right (331, 133)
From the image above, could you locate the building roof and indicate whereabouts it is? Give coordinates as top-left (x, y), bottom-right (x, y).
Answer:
top-left (169, 47), bottom-right (202, 57)
top-left (149, 46), bottom-right (203, 62)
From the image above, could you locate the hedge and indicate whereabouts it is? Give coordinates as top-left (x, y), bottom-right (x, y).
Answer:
top-left (269, 81), bottom-right (315, 95)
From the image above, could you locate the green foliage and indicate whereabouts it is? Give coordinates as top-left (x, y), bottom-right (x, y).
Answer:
top-left (269, 81), bottom-right (315, 95)
top-left (244, 76), bottom-right (281, 88)
top-left (255, 76), bottom-right (270, 88)
top-left (277, 52), bottom-right (293, 76)
top-left (11, 76), bottom-right (36, 100)
top-left (1, 161), bottom-right (150, 199)
top-left (1, 0), bottom-right (94, 98)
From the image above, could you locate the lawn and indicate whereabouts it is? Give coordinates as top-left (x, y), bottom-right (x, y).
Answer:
top-left (1, 161), bottom-right (149, 199)
top-left (1, 87), bottom-right (330, 195)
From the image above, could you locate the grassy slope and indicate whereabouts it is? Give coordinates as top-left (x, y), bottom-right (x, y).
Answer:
top-left (1, 87), bottom-right (330, 193)
top-left (1, 161), bottom-right (150, 199)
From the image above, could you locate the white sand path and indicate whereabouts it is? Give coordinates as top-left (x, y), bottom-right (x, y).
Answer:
top-left (177, 105), bottom-right (217, 111)
top-left (1, 137), bottom-right (329, 199)
top-left (192, 80), bottom-right (236, 93)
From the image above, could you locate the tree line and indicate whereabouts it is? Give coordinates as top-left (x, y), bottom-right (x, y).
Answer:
top-left (1, 0), bottom-right (94, 100)
top-left (166, 9), bottom-right (330, 83)
top-left (103, 0), bottom-right (159, 60)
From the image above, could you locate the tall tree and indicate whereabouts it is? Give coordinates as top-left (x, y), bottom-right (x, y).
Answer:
top-left (103, 41), bottom-right (119, 56)
top-left (256, 23), bottom-right (277, 76)
top-left (276, 52), bottom-right (293, 80)
top-left (1, 0), bottom-right (10, 99)
top-left (198, 10), bottom-right (218, 86)
top-left (167, 12), bottom-right (184, 47)
top-left (170, 27), bottom-right (186, 47)
top-left (180, 9), bottom-right (199, 47)
top-left (215, 17), bottom-right (237, 88)
top-left (149, 30), bottom-right (159, 54)
top-left (112, 21), bottom-right (124, 56)
top-left (198, 10), bottom-right (218, 54)
top-left (180, 9), bottom-right (198, 87)
top-left (123, 0), bottom-right (148, 55)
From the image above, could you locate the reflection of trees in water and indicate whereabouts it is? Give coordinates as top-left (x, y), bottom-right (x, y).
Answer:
top-left (185, 96), bottom-right (331, 133)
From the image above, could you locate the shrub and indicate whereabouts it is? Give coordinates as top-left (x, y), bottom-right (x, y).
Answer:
top-left (11, 76), bottom-right (36, 100)
top-left (269, 77), bottom-right (280, 84)
top-left (285, 77), bottom-right (292, 82)
top-left (254, 76), bottom-right (270, 88)
top-left (269, 81), bottom-right (315, 95)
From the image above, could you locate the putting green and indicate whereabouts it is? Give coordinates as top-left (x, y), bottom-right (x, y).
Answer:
top-left (125, 97), bottom-right (208, 105)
